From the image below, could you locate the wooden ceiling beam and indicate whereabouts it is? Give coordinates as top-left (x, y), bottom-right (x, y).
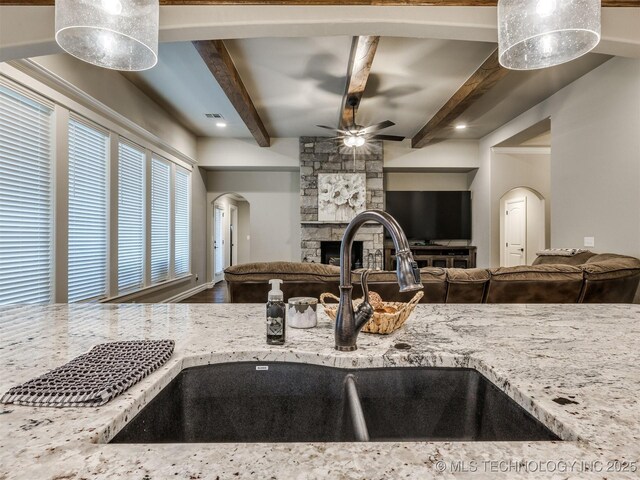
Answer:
top-left (340, 36), bottom-right (380, 129)
top-left (411, 48), bottom-right (508, 148)
top-left (2, 1), bottom-right (636, 6)
top-left (193, 40), bottom-right (270, 147)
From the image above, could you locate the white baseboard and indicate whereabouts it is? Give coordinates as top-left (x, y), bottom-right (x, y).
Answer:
top-left (164, 282), bottom-right (214, 303)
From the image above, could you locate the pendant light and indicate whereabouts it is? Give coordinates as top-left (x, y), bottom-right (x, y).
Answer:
top-left (498, 0), bottom-right (601, 70)
top-left (55, 0), bottom-right (159, 71)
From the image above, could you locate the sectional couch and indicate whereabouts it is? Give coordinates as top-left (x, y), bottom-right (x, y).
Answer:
top-left (224, 252), bottom-right (640, 304)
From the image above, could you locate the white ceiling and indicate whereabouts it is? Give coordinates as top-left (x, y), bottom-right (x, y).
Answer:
top-left (126, 36), bottom-right (610, 142)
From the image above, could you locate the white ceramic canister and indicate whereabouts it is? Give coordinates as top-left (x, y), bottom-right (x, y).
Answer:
top-left (287, 297), bottom-right (318, 329)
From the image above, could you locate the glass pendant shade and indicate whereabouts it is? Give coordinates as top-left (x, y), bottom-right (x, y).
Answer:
top-left (55, 0), bottom-right (159, 71)
top-left (498, 0), bottom-right (601, 70)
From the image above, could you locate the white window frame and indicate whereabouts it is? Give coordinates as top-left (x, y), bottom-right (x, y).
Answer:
top-left (174, 166), bottom-right (191, 278)
top-left (149, 155), bottom-right (172, 286)
top-left (116, 138), bottom-right (147, 296)
top-left (66, 113), bottom-right (110, 303)
top-left (0, 78), bottom-right (55, 304)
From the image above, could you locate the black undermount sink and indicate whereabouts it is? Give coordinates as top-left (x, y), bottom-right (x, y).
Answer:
top-left (110, 362), bottom-right (560, 444)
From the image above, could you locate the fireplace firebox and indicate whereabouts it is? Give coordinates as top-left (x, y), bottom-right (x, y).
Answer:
top-left (321, 241), bottom-right (363, 269)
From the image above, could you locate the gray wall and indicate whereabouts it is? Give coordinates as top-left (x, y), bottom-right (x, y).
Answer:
top-left (30, 54), bottom-right (197, 160)
top-left (207, 170), bottom-right (301, 274)
top-left (550, 58), bottom-right (640, 256)
top-left (190, 168), bottom-right (208, 289)
top-left (475, 57), bottom-right (640, 267)
top-left (238, 201), bottom-right (251, 264)
top-left (211, 194), bottom-right (251, 273)
top-left (491, 152), bottom-right (551, 266)
top-left (384, 172), bottom-right (471, 191)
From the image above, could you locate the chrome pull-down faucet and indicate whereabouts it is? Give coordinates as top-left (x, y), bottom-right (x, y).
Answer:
top-left (335, 210), bottom-right (423, 351)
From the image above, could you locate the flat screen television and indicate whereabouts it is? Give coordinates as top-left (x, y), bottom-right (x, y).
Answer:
top-left (385, 191), bottom-right (472, 242)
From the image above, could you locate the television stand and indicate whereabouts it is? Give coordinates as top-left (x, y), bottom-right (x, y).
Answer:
top-left (384, 244), bottom-right (477, 270)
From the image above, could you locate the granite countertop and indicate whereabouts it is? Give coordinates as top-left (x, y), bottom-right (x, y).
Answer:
top-left (1, 303), bottom-right (639, 479)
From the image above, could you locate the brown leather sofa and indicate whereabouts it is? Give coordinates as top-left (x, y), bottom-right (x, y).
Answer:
top-left (224, 253), bottom-right (640, 304)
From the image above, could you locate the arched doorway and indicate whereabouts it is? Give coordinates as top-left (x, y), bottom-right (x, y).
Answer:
top-left (211, 193), bottom-right (250, 284)
top-left (499, 187), bottom-right (547, 266)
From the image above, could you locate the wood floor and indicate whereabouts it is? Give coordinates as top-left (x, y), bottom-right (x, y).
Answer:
top-left (180, 281), bottom-right (228, 303)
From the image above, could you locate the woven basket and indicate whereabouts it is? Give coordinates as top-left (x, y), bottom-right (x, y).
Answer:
top-left (319, 290), bottom-right (423, 334)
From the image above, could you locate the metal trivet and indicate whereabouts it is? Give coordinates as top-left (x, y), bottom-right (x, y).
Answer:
top-left (1, 340), bottom-right (174, 407)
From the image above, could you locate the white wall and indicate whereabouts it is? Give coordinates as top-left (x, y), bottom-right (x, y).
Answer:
top-left (207, 170), bottom-right (301, 273)
top-left (492, 152), bottom-right (551, 265)
top-left (475, 57), bottom-right (640, 267)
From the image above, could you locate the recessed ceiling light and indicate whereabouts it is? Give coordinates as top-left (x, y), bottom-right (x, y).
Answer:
top-left (455, 124), bottom-right (467, 130)
top-left (216, 122), bottom-right (227, 128)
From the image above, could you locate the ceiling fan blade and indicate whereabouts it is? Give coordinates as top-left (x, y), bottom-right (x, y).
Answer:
top-left (361, 120), bottom-right (395, 134)
top-left (370, 134), bottom-right (405, 141)
top-left (316, 124), bottom-right (350, 135)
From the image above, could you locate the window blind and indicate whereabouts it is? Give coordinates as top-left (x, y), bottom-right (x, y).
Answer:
top-left (150, 157), bottom-right (170, 283)
top-left (67, 118), bottom-right (108, 302)
top-left (174, 168), bottom-right (190, 276)
top-left (0, 85), bottom-right (53, 304)
top-left (118, 142), bottom-right (145, 293)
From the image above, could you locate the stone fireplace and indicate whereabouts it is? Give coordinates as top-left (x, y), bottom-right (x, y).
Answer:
top-left (299, 137), bottom-right (384, 267)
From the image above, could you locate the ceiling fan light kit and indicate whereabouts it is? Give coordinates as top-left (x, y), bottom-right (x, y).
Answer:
top-left (317, 95), bottom-right (404, 147)
top-left (498, 0), bottom-right (601, 70)
top-left (343, 135), bottom-right (366, 148)
top-left (55, 0), bottom-right (159, 71)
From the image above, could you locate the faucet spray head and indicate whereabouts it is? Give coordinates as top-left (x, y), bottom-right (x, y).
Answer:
top-left (395, 251), bottom-right (424, 292)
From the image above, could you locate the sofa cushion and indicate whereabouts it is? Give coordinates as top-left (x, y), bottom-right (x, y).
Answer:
top-left (490, 264), bottom-right (583, 281)
top-left (446, 268), bottom-right (490, 283)
top-left (583, 254), bottom-right (640, 279)
top-left (579, 255), bottom-right (640, 303)
top-left (353, 267), bottom-right (447, 304)
top-left (532, 250), bottom-right (596, 266)
top-left (445, 268), bottom-right (490, 303)
top-left (486, 264), bottom-right (583, 303)
top-left (225, 261), bottom-right (340, 282)
top-left (352, 267), bottom-right (446, 284)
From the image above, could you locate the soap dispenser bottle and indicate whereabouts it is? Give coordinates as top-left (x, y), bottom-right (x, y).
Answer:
top-left (266, 279), bottom-right (286, 345)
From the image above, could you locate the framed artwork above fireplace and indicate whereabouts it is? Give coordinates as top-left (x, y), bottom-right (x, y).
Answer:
top-left (317, 173), bottom-right (366, 222)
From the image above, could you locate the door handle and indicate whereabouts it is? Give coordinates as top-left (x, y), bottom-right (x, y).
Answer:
top-left (519, 248), bottom-right (524, 252)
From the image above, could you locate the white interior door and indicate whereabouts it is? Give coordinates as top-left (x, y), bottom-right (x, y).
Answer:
top-left (229, 205), bottom-right (238, 267)
top-left (505, 197), bottom-right (527, 267)
top-left (213, 205), bottom-right (225, 283)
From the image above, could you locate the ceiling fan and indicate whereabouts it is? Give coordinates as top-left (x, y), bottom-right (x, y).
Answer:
top-left (316, 96), bottom-right (405, 148)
